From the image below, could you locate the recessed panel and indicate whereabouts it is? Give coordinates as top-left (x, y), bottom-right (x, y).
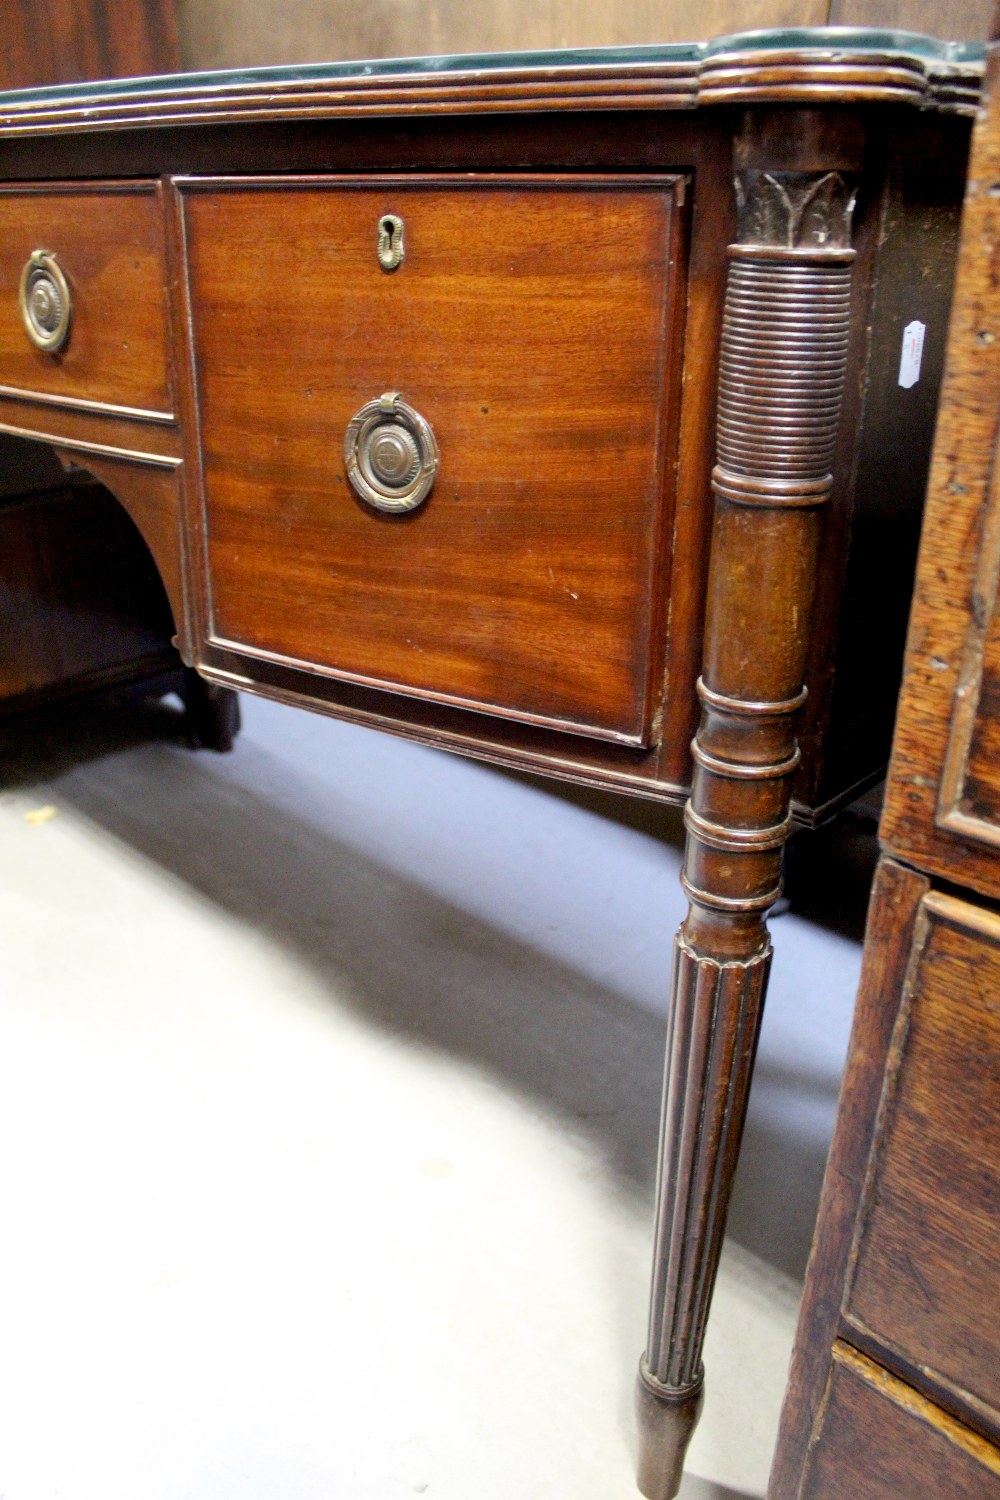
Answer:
top-left (846, 892), bottom-right (1000, 1428)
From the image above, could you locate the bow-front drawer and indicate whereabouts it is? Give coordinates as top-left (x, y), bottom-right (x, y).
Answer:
top-left (180, 175), bottom-right (687, 746)
top-left (0, 183), bottom-right (172, 418)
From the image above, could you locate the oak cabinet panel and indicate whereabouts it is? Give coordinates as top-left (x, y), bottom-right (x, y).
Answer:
top-left (843, 890), bottom-right (1000, 1433)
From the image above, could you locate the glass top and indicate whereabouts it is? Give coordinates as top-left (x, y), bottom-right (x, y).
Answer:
top-left (0, 26), bottom-right (983, 108)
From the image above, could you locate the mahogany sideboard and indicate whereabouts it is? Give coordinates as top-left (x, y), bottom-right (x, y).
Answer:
top-left (0, 29), bottom-right (983, 1497)
top-left (771, 35), bottom-right (1000, 1499)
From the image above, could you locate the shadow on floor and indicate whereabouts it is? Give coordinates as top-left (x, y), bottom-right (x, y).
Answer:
top-left (504, 760), bottom-right (880, 946)
top-left (1, 693), bottom-right (874, 1287)
top-left (726, 1056), bottom-right (844, 1281)
top-left (0, 687), bottom-right (193, 780)
top-left (681, 1477), bottom-right (759, 1500)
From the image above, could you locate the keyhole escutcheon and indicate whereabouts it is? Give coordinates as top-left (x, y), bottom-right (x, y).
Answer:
top-left (377, 214), bottom-right (404, 271)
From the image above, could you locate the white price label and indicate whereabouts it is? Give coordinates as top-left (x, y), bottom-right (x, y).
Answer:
top-left (898, 320), bottom-right (926, 389)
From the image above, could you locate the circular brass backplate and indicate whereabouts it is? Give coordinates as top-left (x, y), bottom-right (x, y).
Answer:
top-left (344, 391), bottom-right (439, 514)
top-left (19, 249), bottom-right (71, 354)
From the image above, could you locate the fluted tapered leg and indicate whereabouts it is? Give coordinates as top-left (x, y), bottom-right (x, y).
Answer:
top-left (636, 112), bottom-right (863, 1500)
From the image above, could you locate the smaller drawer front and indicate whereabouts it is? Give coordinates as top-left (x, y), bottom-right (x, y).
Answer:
top-left (843, 890), bottom-right (1000, 1430)
top-left (800, 1344), bottom-right (1000, 1500)
top-left (0, 185), bottom-right (171, 416)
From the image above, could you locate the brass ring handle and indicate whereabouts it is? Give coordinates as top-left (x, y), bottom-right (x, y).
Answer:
top-left (19, 249), bottom-right (72, 353)
top-left (343, 391), bottom-right (439, 514)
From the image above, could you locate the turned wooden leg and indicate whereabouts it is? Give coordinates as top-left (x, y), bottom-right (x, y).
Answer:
top-left (636, 114), bottom-right (862, 1499)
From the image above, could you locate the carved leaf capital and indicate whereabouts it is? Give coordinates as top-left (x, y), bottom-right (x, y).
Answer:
top-left (734, 169), bottom-right (858, 250)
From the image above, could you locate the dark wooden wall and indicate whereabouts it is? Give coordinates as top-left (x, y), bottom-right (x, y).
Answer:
top-left (0, 0), bottom-right (180, 88)
top-left (175, 0), bottom-right (990, 71)
top-left (830, 0), bottom-right (989, 34)
top-left (176, 0), bottom-right (828, 71)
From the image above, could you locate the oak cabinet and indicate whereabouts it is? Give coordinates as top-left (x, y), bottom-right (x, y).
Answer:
top-left (771, 37), bottom-right (1000, 1500)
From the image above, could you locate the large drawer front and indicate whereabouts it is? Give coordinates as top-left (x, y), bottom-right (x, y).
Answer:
top-left (0, 184), bottom-right (172, 416)
top-left (843, 889), bottom-right (1000, 1432)
top-left (181, 176), bottom-right (685, 744)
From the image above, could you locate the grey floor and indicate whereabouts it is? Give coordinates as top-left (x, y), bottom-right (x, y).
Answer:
top-left (0, 691), bottom-right (873, 1500)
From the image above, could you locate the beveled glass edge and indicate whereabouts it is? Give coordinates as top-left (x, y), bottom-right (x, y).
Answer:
top-left (0, 26), bottom-right (984, 109)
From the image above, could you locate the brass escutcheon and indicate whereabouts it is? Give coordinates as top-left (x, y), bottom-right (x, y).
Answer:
top-left (19, 249), bottom-right (71, 353)
top-left (344, 391), bottom-right (438, 514)
top-left (377, 214), bottom-right (404, 271)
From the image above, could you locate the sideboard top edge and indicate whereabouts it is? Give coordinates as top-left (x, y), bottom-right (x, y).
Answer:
top-left (0, 28), bottom-right (983, 136)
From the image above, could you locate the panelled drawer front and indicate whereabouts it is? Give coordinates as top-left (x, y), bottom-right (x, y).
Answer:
top-left (181, 176), bottom-right (685, 745)
top-left (799, 1344), bottom-right (1000, 1500)
top-left (843, 889), bottom-right (1000, 1431)
top-left (0, 184), bottom-right (172, 416)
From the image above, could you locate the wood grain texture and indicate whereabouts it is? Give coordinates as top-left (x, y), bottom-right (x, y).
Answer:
top-left (881, 45), bottom-right (1000, 903)
top-left (843, 890), bottom-right (1000, 1435)
top-left (182, 176), bottom-right (685, 743)
top-left (798, 1343), bottom-right (1000, 1500)
top-left (0, 184), bottom-right (173, 417)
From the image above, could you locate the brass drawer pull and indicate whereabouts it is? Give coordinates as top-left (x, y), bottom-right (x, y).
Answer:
top-left (19, 248), bottom-right (72, 353)
top-left (344, 391), bottom-right (439, 514)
